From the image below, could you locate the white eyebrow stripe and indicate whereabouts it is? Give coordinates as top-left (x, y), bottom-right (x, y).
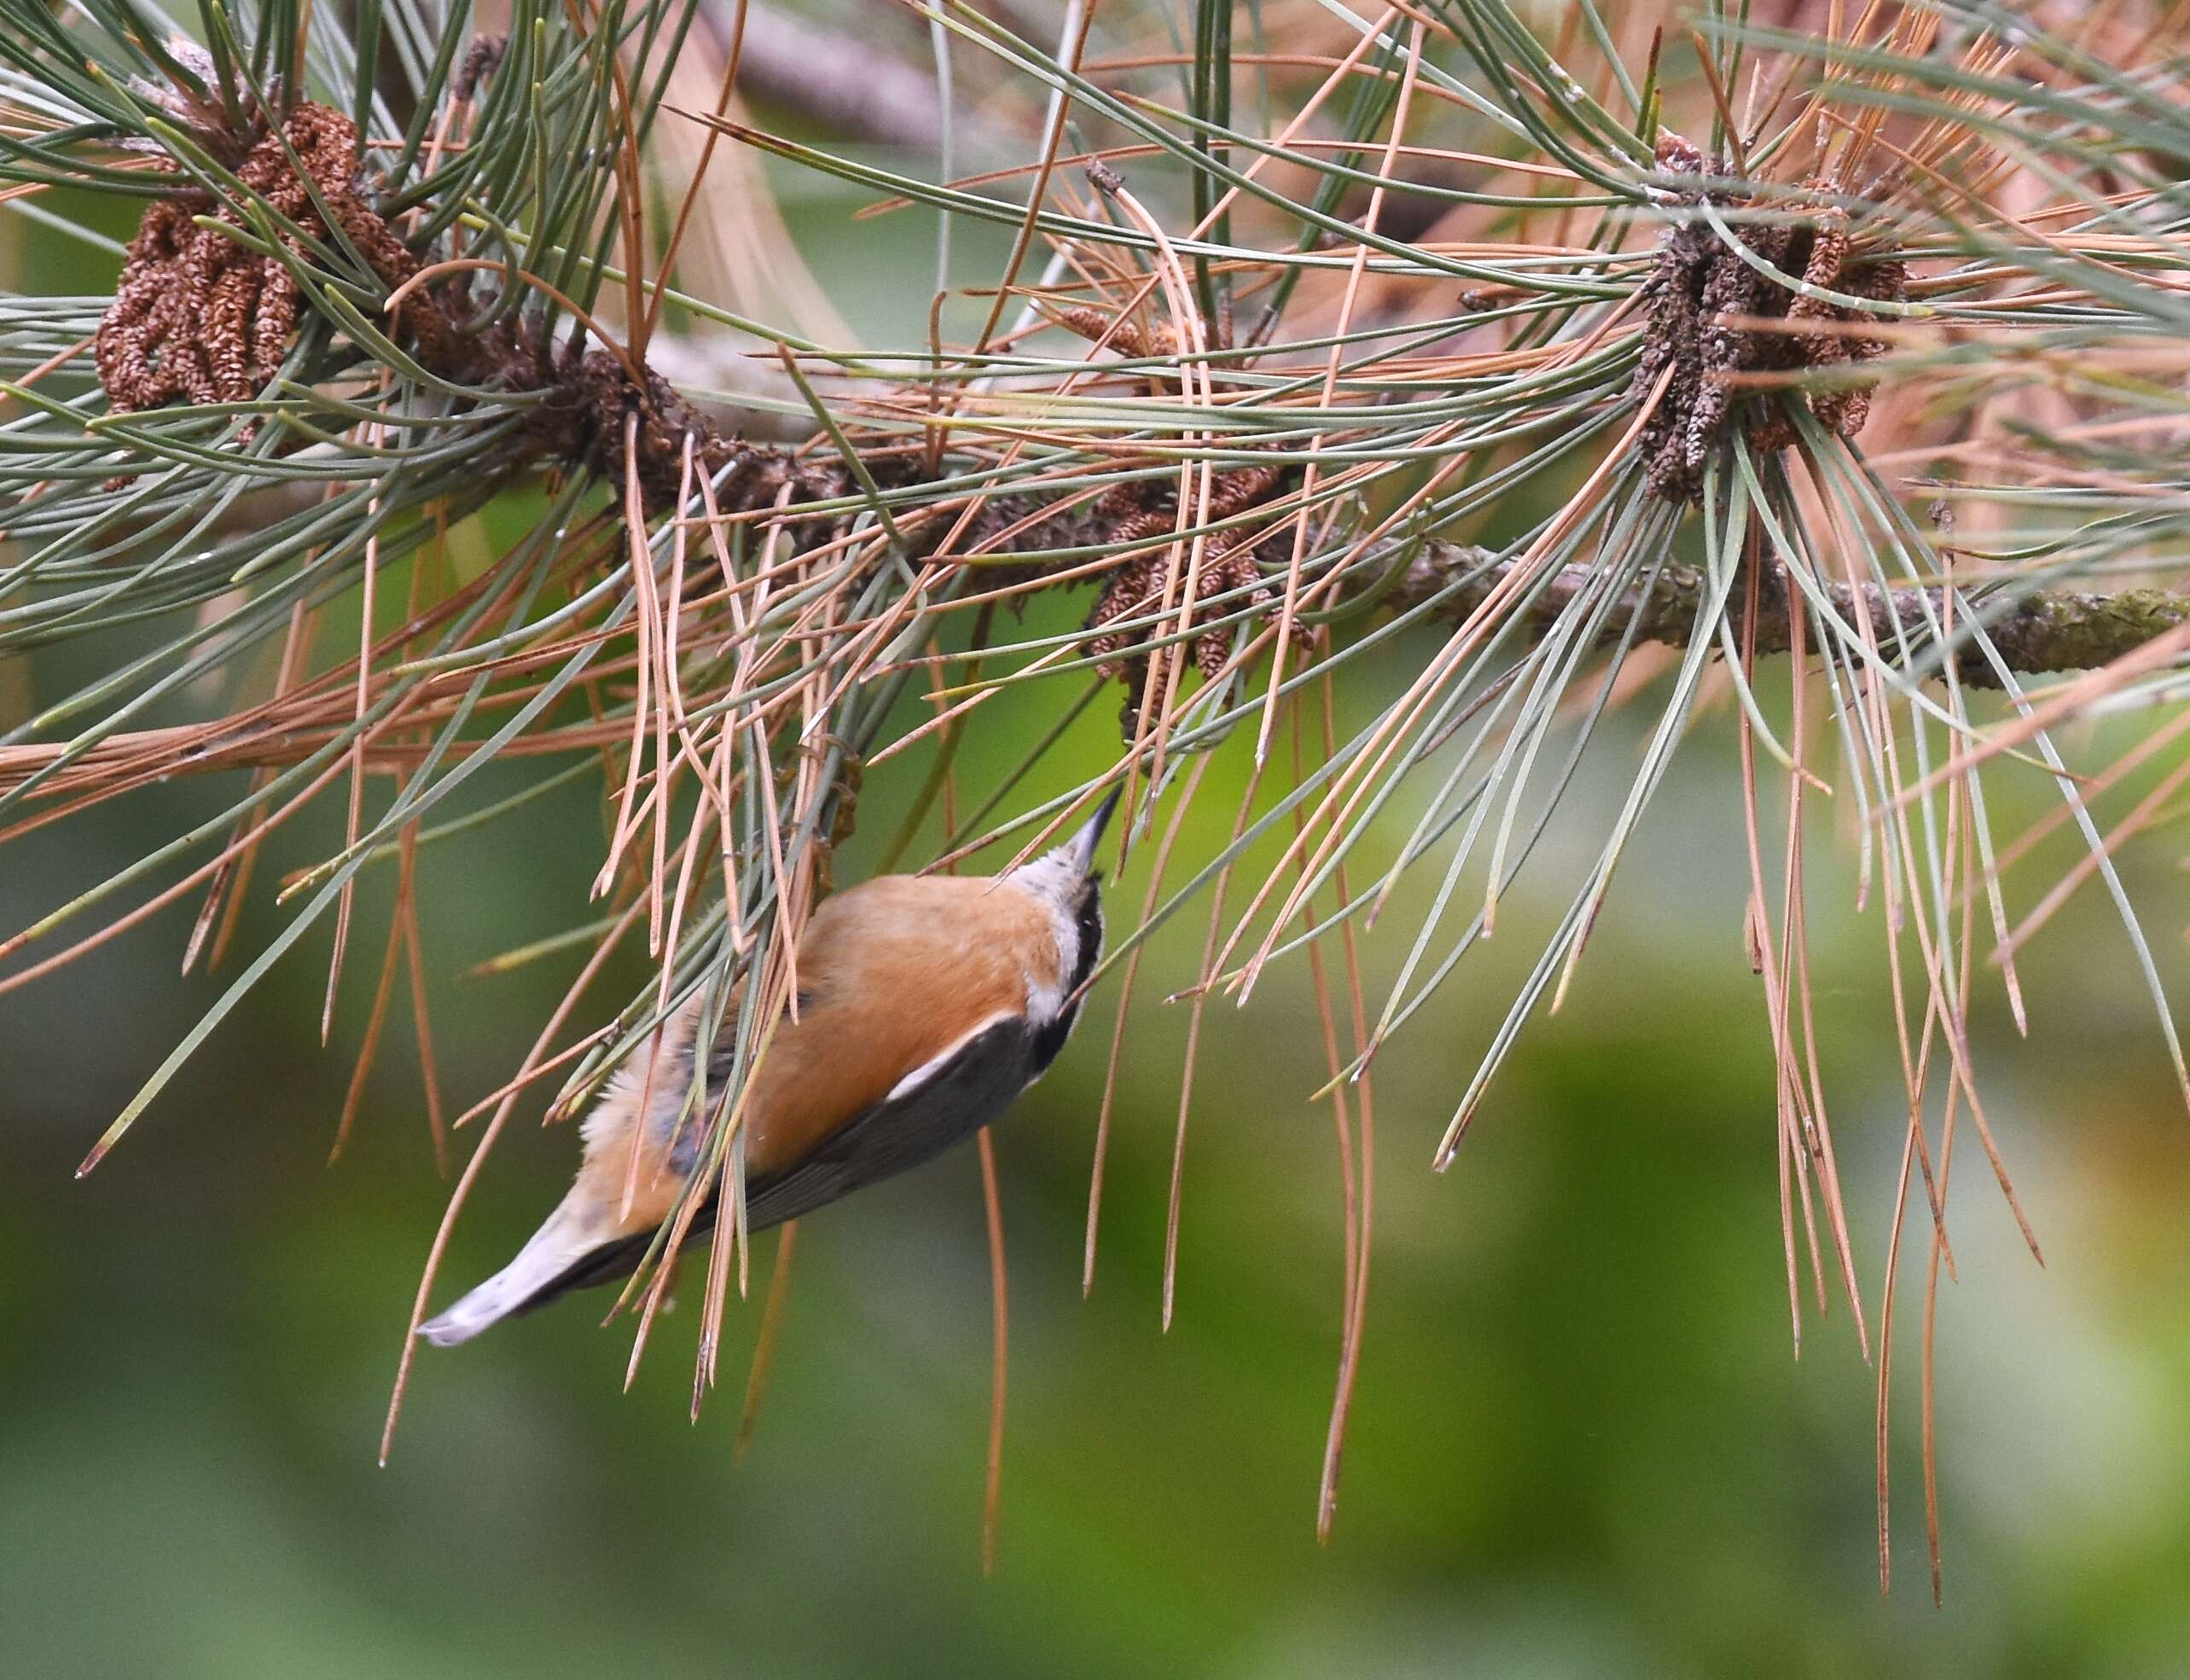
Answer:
top-left (886, 1009), bottom-right (1021, 1103)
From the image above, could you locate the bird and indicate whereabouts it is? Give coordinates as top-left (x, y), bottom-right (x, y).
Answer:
top-left (419, 790), bottom-right (1119, 1346)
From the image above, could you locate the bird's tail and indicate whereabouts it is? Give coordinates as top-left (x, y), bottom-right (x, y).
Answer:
top-left (420, 1007), bottom-right (703, 1346)
top-left (419, 1200), bottom-right (614, 1346)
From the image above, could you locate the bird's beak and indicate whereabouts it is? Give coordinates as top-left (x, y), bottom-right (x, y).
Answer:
top-left (1066, 787), bottom-right (1123, 875)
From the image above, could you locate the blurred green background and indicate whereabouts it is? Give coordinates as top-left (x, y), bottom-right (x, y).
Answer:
top-left (8, 17), bottom-right (2190, 1678)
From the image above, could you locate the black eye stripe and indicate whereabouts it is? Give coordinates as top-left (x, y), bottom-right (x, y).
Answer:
top-left (1067, 885), bottom-right (1103, 997)
top-left (1031, 886), bottom-right (1103, 1075)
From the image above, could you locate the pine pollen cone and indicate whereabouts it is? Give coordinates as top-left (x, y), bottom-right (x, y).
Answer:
top-left (1631, 137), bottom-right (1908, 503)
top-left (1081, 463), bottom-right (1315, 737)
top-left (96, 103), bottom-right (428, 427)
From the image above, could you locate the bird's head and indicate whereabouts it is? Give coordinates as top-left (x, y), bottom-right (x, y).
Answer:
top-left (1007, 788), bottom-right (1120, 1016)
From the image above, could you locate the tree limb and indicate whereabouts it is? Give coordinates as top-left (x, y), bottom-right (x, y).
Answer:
top-left (1386, 541), bottom-right (2190, 689)
top-left (703, 2), bottom-right (1020, 159)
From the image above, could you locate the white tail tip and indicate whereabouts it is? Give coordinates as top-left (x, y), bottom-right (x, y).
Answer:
top-left (419, 1274), bottom-right (529, 1346)
top-left (419, 1209), bottom-right (596, 1346)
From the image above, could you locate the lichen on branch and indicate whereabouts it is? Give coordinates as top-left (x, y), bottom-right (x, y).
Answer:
top-left (1389, 540), bottom-right (2190, 687)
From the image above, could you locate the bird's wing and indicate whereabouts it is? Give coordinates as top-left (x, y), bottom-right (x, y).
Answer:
top-left (741, 1010), bottom-right (1037, 1229)
top-left (487, 1011), bottom-right (1039, 1320)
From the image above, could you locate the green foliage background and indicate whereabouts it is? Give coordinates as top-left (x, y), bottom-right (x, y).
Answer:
top-left (6, 23), bottom-right (2190, 1680)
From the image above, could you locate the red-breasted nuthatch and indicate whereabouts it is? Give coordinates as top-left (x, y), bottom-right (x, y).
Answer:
top-left (421, 791), bottom-right (1118, 1345)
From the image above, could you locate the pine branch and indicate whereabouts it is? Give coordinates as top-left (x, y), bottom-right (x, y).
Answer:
top-left (1388, 540), bottom-right (2190, 687)
top-left (704, 2), bottom-right (1021, 158)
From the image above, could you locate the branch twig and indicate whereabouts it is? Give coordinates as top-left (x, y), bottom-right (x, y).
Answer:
top-left (1389, 541), bottom-right (2190, 689)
